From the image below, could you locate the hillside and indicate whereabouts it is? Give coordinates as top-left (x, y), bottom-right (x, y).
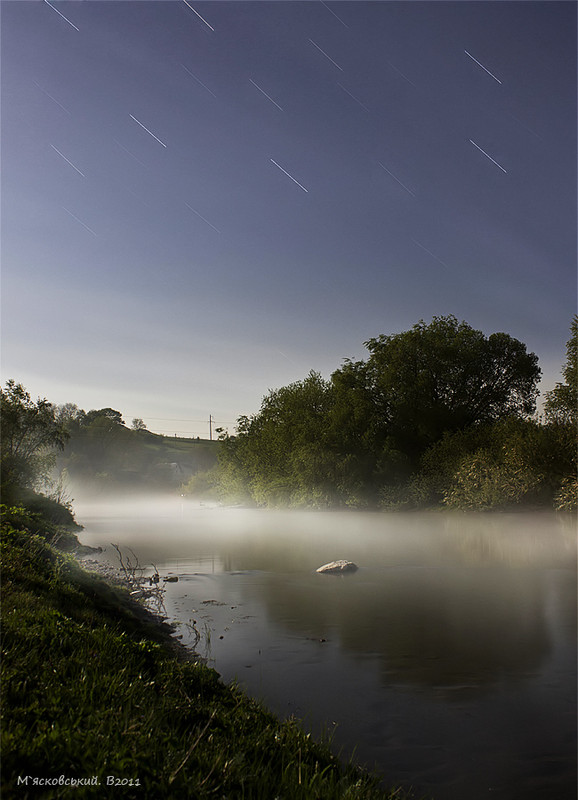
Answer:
top-left (56, 417), bottom-right (221, 495)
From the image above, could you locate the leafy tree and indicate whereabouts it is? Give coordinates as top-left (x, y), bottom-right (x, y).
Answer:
top-left (0, 380), bottom-right (69, 504)
top-left (544, 316), bottom-right (577, 425)
top-left (82, 407), bottom-right (125, 427)
top-left (56, 406), bottom-right (136, 486)
top-left (131, 418), bottom-right (147, 431)
top-left (55, 403), bottom-right (82, 427)
top-left (406, 415), bottom-right (574, 510)
top-left (328, 359), bottom-right (396, 505)
top-left (341, 315), bottom-right (541, 465)
top-left (219, 372), bottom-right (337, 507)
top-left (217, 318), bottom-right (543, 508)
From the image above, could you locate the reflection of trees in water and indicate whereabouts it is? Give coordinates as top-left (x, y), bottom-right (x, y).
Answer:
top-left (253, 566), bottom-right (552, 693)
top-left (438, 512), bottom-right (577, 568)
top-left (105, 508), bottom-right (575, 574)
top-left (211, 511), bottom-right (576, 574)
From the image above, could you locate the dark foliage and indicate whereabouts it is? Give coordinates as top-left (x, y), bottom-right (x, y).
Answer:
top-left (218, 316), bottom-right (553, 509)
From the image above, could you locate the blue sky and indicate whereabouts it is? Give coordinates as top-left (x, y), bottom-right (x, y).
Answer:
top-left (2, 0), bottom-right (576, 437)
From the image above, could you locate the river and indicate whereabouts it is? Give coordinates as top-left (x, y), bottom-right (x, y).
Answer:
top-left (76, 498), bottom-right (577, 800)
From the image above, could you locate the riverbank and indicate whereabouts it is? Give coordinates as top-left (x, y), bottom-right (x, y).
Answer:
top-left (1, 508), bottom-right (413, 799)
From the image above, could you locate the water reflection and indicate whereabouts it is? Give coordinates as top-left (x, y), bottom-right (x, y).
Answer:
top-left (78, 503), bottom-right (575, 692)
top-left (253, 566), bottom-right (550, 691)
top-left (78, 502), bottom-right (577, 800)
top-left (437, 512), bottom-right (576, 568)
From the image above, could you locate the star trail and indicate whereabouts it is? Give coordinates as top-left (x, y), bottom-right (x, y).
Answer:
top-left (464, 50), bottom-right (502, 84)
top-left (270, 159), bottom-right (309, 193)
top-left (2, 1), bottom-right (575, 433)
top-left (128, 114), bottom-right (167, 148)
top-left (469, 139), bottom-right (508, 173)
top-left (308, 38), bottom-right (343, 71)
top-left (249, 79), bottom-right (284, 112)
top-left (50, 144), bottom-right (85, 177)
top-left (182, 0), bottom-right (215, 32)
top-left (44, 0), bottom-right (79, 32)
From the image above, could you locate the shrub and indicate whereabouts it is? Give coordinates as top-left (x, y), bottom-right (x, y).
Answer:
top-left (443, 448), bottom-right (541, 510)
top-left (554, 476), bottom-right (578, 512)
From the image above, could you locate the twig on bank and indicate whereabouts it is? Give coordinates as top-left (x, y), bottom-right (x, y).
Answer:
top-left (110, 542), bottom-right (167, 615)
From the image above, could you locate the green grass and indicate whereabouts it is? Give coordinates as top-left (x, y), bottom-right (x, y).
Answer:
top-left (1, 511), bottom-right (412, 799)
top-left (141, 433), bottom-right (219, 462)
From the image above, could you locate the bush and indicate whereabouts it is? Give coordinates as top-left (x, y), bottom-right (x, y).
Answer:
top-left (443, 448), bottom-right (541, 510)
top-left (181, 467), bottom-right (221, 501)
top-left (554, 477), bottom-right (578, 512)
top-left (19, 490), bottom-right (81, 530)
top-left (1, 504), bottom-right (82, 552)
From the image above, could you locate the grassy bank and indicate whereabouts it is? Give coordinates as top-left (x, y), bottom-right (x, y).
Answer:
top-left (1, 509), bottom-right (411, 799)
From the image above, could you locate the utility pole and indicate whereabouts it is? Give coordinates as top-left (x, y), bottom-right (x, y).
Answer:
top-left (209, 414), bottom-right (213, 441)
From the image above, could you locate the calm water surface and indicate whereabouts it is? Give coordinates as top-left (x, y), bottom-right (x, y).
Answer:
top-left (77, 499), bottom-right (577, 800)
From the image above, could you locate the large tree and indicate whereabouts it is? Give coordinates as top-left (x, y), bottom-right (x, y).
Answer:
top-left (333, 315), bottom-right (541, 466)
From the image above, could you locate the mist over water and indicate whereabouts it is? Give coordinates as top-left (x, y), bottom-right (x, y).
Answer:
top-left (77, 497), bottom-right (577, 800)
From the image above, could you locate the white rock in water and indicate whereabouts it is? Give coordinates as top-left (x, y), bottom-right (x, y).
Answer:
top-left (316, 560), bottom-right (358, 574)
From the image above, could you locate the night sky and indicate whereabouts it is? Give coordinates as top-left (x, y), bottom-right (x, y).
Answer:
top-left (2, 1), bottom-right (576, 437)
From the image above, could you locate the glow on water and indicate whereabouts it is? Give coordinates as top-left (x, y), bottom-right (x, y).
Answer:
top-left (77, 498), bottom-right (577, 800)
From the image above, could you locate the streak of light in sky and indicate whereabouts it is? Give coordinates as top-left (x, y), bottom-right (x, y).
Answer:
top-left (387, 62), bottom-right (417, 88)
top-left (43, 0), bottom-right (78, 32)
top-left (464, 50), bottom-right (502, 84)
top-left (33, 80), bottom-right (71, 115)
top-left (269, 159), bottom-right (309, 193)
top-left (2, 0), bottom-right (574, 427)
top-left (412, 239), bottom-right (451, 271)
top-left (276, 350), bottom-right (301, 368)
top-left (112, 138), bottom-right (149, 169)
top-left (181, 64), bottom-right (217, 98)
top-left (377, 162), bottom-right (416, 197)
top-left (469, 139), bottom-right (508, 173)
top-left (62, 207), bottom-right (97, 237)
top-left (249, 79), bottom-right (284, 112)
top-left (507, 112), bottom-right (542, 140)
top-left (308, 39), bottom-right (343, 71)
top-left (338, 83), bottom-right (370, 112)
top-left (184, 203), bottom-right (221, 234)
top-left (50, 144), bottom-right (85, 177)
top-left (319, 1), bottom-right (349, 29)
top-left (128, 114), bottom-right (167, 148)
top-left (182, 0), bottom-right (215, 33)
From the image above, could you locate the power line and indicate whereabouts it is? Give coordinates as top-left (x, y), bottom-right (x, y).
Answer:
top-left (141, 417), bottom-right (214, 422)
top-left (140, 416), bottom-right (237, 423)
top-left (151, 430), bottom-right (212, 436)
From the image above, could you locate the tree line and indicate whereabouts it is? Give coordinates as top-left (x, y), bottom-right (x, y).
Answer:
top-left (52, 406), bottom-right (216, 494)
top-left (0, 390), bottom-right (218, 524)
top-left (207, 315), bottom-right (576, 511)
top-left (2, 315), bottom-right (576, 517)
